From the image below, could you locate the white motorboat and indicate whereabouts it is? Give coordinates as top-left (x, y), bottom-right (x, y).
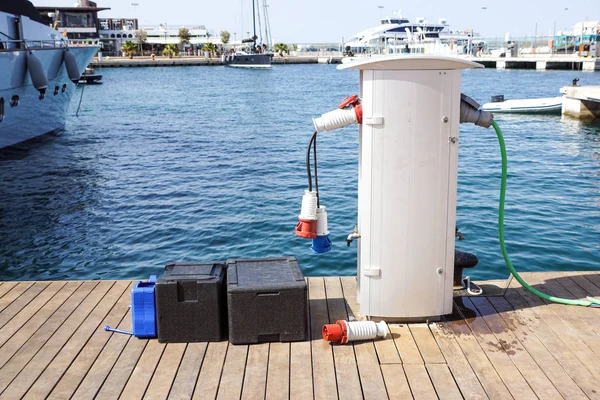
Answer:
top-left (481, 95), bottom-right (563, 115)
top-left (343, 9), bottom-right (485, 57)
top-left (0, 0), bottom-right (98, 149)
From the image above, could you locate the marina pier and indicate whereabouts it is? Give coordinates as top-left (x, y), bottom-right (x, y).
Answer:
top-left (562, 85), bottom-right (600, 119)
top-left (1, 272), bottom-right (600, 399)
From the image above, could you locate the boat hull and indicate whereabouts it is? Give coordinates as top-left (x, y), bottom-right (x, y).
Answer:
top-left (0, 46), bottom-right (98, 149)
top-left (223, 53), bottom-right (272, 69)
top-left (481, 97), bottom-right (563, 115)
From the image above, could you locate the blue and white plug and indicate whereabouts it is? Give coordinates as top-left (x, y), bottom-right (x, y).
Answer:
top-left (310, 206), bottom-right (332, 254)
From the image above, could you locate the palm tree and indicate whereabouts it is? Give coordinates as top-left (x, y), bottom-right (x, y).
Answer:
top-left (121, 41), bottom-right (137, 59)
top-left (178, 27), bottom-right (191, 50)
top-left (202, 42), bottom-right (216, 58)
top-left (220, 30), bottom-right (230, 44)
top-left (162, 44), bottom-right (178, 58)
top-left (274, 43), bottom-right (289, 57)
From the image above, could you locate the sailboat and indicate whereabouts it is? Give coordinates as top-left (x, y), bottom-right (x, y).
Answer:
top-left (222, 0), bottom-right (272, 68)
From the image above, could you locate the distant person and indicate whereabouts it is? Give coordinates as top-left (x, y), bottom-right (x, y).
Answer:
top-left (403, 44), bottom-right (410, 53)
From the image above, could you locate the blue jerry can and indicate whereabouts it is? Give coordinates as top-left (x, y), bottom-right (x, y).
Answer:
top-left (132, 275), bottom-right (157, 338)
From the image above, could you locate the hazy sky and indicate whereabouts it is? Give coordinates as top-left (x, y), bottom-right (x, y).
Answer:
top-left (34, 0), bottom-right (599, 43)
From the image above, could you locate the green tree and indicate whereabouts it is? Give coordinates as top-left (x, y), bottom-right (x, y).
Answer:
top-left (274, 43), bottom-right (289, 56)
top-left (220, 30), bottom-right (230, 44)
top-left (135, 29), bottom-right (147, 52)
top-left (202, 42), bottom-right (217, 57)
top-left (178, 27), bottom-right (191, 49)
top-left (121, 41), bottom-right (137, 59)
top-left (162, 44), bottom-right (179, 58)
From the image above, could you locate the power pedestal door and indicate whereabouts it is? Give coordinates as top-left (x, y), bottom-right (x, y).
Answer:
top-left (339, 56), bottom-right (482, 320)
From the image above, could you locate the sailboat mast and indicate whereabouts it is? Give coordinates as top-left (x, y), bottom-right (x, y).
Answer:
top-left (252, 0), bottom-right (257, 50)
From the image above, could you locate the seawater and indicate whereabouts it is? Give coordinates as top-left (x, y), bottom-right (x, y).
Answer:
top-left (0, 65), bottom-right (599, 281)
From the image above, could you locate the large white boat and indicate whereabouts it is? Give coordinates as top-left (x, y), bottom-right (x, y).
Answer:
top-left (0, 0), bottom-right (98, 149)
top-left (344, 10), bottom-right (485, 57)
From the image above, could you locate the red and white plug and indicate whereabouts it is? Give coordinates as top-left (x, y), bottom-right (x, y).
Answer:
top-left (312, 95), bottom-right (363, 133)
top-left (322, 320), bottom-right (389, 344)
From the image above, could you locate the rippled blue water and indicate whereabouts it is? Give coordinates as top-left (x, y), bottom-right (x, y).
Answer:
top-left (0, 65), bottom-right (599, 281)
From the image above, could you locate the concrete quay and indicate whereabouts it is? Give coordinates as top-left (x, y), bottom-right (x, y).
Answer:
top-left (89, 55), bottom-right (600, 70)
top-left (467, 56), bottom-right (600, 71)
top-left (90, 55), bottom-right (343, 68)
top-left (561, 85), bottom-right (600, 120)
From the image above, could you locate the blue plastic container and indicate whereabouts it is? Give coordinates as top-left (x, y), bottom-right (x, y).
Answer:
top-left (131, 275), bottom-right (157, 338)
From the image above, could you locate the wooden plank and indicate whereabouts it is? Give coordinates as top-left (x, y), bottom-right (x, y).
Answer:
top-left (525, 272), bottom-right (600, 356)
top-left (119, 339), bottom-right (167, 399)
top-left (308, 277), bottom-right (337, 400)
top-left (408, 324), bottom-right (445, 364)
top-left (289, 341), bottom-right (312, 400)
top-left (442, 304), bottom-right (512, 399)
top-left (426, 364), bottom-right (463, 400)
top-left (192, 341), bottom-right (228, 400)
top-left (486, 295), bottom-right (587, 400)
top-left (144, 343), bottom-right (187, 400)
top-left (21, 281), bottom-right (131, 399)
top-left (0, 282), bottom-right (49, 329)
top-left (168, 342), bottom-right (207, 400)
top-left (0, 282), bottom-right (18, 300)
top-left (265, 342), bottom-right (289, 400)
top-left (512, 275), bottom-right (600, 380)
top-left (467, 296), bottom-right (564, 400)
top-left (67, 309), bottom-right (138, 400)
top-left (324, 277), bottom-right (362, 400)
top-left (241, 343), bottom-right (269, 400)
top-left (390, 324), bottom-right (423, 364)
top-left (380, 364), bottom-right (412, 400)
top-left (429, 323), bottom-right (488, 400)
top-left (216, 343), bottom-right (248, 400)
top-left (340, 276), bottom-right (388, 399)
top-left (502, 287), bottom-right (600, 398)
top-left (0, 281), bottom-right (81, 351)
top-left (404, 364), bottom-right (437, 400)
top-left (0, 280), bottom-right (105, 393)
top-left (0, 282), bottom-right (66, 347)
top-left (454, 298), bottom-right (537, 400)
top-left (0, 282), bottom-right (34, 313)
top-left (94, 338), bottom-right (149, 399)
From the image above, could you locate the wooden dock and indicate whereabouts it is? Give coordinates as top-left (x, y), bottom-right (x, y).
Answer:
top-left (0, 271), bottom-right (599, 399)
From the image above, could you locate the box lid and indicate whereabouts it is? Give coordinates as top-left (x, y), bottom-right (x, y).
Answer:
top-left (227, 257), bottom-right (306, 292)
top-left (159, 262), bottom-right (225, 282)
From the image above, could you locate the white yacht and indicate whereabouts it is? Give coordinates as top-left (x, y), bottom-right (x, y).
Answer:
top-left (0, 0), bottom-right (98, 149)
top-left (344, 10), bottom-right (485, 57)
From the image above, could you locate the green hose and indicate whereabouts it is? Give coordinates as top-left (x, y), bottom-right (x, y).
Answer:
top-left (492, 120), bottom-right (600, 307)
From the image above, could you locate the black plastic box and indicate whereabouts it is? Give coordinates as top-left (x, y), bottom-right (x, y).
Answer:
top-left (156, 262), bottom-right (226, 343)
top-left (227, 257), bottom-right (308, 344)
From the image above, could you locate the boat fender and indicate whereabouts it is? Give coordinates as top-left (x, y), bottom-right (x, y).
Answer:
top-left (64, 49), bottom-right (80, 84)
top-left (27, 52), bottom-right (48, 99)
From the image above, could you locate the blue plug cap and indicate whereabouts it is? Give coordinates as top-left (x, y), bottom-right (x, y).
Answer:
top-left (310, 235), bottom-right (332, 254)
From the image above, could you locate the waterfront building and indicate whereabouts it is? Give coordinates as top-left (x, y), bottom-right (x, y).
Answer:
top-left (36, 0), bottom-right (108, 45)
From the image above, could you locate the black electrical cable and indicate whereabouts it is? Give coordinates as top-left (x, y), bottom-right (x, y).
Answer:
top-left (306, 130), bottom-right (317, 192)
top-left (313, 132), bottom-right (320, 207)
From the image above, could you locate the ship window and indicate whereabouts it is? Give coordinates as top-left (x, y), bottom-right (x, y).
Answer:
top-left (10, 96), bottom-right (19, 107)
top-left (62, 84), bottom-right (67, 93)
top-left (0, 98), bottom-right (4, 122)
top-left (54, 86), bottom-right (60, 96)
top-left (111, 34), bottom-right (115, 38)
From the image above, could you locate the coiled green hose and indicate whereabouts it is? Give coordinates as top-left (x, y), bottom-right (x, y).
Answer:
top-left (492, 120), bottom-right (600, 307)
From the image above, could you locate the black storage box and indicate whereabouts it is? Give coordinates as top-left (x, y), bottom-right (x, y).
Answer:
top-left (227, 257), bottom-right (308, 344)
top-left (156, 262), bottom-right (226, 343)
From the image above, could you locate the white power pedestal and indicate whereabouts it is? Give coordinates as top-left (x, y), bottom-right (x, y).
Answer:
top-left (339, 55), bottom-right (483, 320)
